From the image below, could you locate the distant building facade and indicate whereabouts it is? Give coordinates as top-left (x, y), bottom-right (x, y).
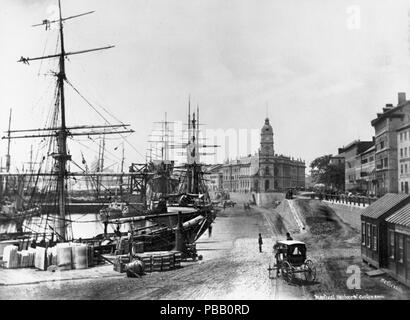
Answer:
top-left (338, 140), bottom-right (374, 193)
top-left (205, 164), bottom-right (223, 192)
top-left (397, 124), bottom-right (410, 194)
top-left (371, 92), bottom-right (410, 196)
top-left (218, 118), bottom-right (305, 193)
top-left (357, 145), bottom-right (376, 196)
top-left (329, 155), bottom-right (345, 167)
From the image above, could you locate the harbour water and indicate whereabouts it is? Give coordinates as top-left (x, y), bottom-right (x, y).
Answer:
top-left (0, 213), bottom-right (135, 239)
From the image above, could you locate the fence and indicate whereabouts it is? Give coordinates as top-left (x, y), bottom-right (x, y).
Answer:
top-left (311, 193), bottom-right (378, 207)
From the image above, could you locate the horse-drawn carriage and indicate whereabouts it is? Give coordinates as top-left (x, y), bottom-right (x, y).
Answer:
top-left (268, 240), bottom-right (317, 283)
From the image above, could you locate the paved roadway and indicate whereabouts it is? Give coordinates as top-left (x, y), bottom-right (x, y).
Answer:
top-left (1, 199), bottom-right (408, 300)
top-left (0, 202), bottom-right (307, 299)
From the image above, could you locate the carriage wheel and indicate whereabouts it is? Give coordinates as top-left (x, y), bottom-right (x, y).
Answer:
top-left (282, 261), bottom-right (294, 283)
top-left (268, 263), bottom-right (277, 279)
top-left (304, 259), bottom-right (317, 282)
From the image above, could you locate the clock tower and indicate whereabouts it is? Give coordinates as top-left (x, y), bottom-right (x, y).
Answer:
top-left (260, 118), bottom-right (274, 156)
top-left (257, 118), bottom-right (275, 192)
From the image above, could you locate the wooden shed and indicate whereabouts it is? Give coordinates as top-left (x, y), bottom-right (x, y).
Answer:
top-left (385, 205), bottom-right (410, 286)
top-left (361, 193), bottom-right (410, 268)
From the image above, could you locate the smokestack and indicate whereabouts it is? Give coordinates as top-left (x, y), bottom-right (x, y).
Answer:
top-left (398, 92), bottom-right (406, 105)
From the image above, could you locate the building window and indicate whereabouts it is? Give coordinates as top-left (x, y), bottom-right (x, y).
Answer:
top-left (400, 148), bottom-right (403, 158)
top-left (380, 141), bottom-right (385, 149)
top-left (406, 148), bottom-right (408, 157)
top-left (388, 230), bottom-right (395, 259)
top-left (265, 180), bottom-right (270, 191)
top-left (265, 167), bottom-right (270, 176)
top-left (401, 182), bottom-right (404, 192)
top-left (366, 223), bottom-right (371, 248)
top-left (372, 225), bottom-right (377, 251)
top-left (369, 156), bottom-right (374, 162)
top-left (400, 133), bottom-right (403, 142)
top-left (361, 222), bottom-right (366, 246)
top-left (398, 234), bottom-right (404, 263)
top-left (401, 165), bottom-right (403, 174)
top-left (406, 182), bottom-right (409, 194)
top-left (406, 164), bottom-right (408, 174)
top-left (384, 158), bottom-right (388, 168)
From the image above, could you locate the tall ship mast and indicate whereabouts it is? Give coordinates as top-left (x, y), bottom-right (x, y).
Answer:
top-left (1, 0), bottom-right (133, 242)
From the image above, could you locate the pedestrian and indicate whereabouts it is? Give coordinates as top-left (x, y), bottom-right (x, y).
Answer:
top-left (286, 232), bottom-right (293, 241)
top-left (208, 224), bottom-right (213, 237)
top-left (103, 220), bottom-right (108, 237)
top-left (258, 233), bottom-right (263, 253)
top-left (116, 221), bottom-right (121, 237)
top-left (127, 231), bottom-right (133, 256)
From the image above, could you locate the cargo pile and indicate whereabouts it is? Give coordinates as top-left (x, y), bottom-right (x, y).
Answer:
top-left (137, 251), bottom-right (182, 273)
top-left (1, 243), bottom-right (94, 271)
top-left (113, 251), bottom-right (183, 274)
top-left (2, 246), bottom-right (36, 269)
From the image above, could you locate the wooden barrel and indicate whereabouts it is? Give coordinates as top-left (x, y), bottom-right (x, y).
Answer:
top-left (152, 255), bottom-right (162, 272)
top-left (139, 255), bottom-right (152, 273)
top-left (173, 251), bottom-right (182, 268)
top-left (126, 260), bottom-right (144, 277)
top-left (161, 253), bottom-right (172, 271)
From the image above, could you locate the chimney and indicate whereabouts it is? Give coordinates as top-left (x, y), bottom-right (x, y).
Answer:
top-left (398, 92), bottom-right (406, 105)
top-left (383, 104), bottom-right (394, 112)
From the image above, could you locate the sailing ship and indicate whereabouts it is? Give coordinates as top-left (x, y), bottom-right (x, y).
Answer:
top-left (0, 0), bottom-right (218, 257)
top-left (99, 106), bottom-right (219, 255)
top-left (0, 0), bottom-right (134, 243)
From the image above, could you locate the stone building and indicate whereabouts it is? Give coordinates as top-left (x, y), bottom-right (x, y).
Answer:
top-left (338, 140), bottom-right (374, 193)
top-left (204, 164), bottom-right (223, 192)
top-left (219, 118), bottom-right (305, 193)
top-left (371, 92), bottom-right (410, 196)
top-left (357, 145), bottom-right (376, 196)
top-left (397, 124), bottom-right (410, 194)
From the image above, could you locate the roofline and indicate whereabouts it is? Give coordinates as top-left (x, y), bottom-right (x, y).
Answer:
top-left (361, 195), bottom-right (410, 220)
top-left (371, 102), bottom-right (410, 126)
top-left (397, 123), bottom-right (410, 132)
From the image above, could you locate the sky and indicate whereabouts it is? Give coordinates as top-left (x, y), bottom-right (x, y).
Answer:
top-left (2, 0), bottom-right (410, 174)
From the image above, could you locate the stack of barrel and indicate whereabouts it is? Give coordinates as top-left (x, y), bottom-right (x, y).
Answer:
top-left (138, 254), bottom-right (152, 272)
top-left (132, 251), bottom-right (183, 273)
top-left (172, 251), bottom-right (182, 268)
top-left (152, 254), bottom-right (162, 272)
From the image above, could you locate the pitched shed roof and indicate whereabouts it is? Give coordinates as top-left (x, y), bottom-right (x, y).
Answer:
top-left (361, 193), bottom-right (410, 219)
top-left (386, 203), bottom-right (410, 227)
